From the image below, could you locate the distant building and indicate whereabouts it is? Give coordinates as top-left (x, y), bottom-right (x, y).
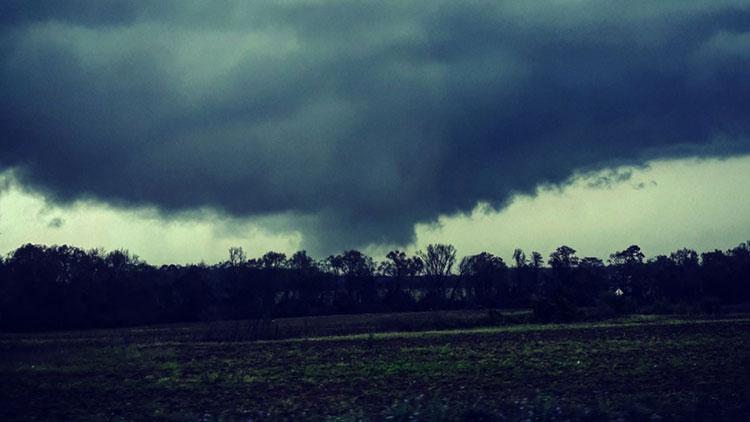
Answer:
top-left (615, 288), bottom-right (624, 296)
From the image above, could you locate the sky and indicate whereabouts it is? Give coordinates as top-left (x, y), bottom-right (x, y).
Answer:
top-left (0, 1), bottom-right (749, 263)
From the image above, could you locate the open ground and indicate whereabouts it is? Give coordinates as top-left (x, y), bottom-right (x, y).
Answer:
top-left (1, 311), bottom-right (749, 421)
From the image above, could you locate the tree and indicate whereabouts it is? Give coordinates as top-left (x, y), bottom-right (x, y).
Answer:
top-left (512, 248), bottom-right (527, 268)
top-left (727, 242), bottom-right (750, 302)
top-left (380, 250), bottom-right (423, 279)
top-left (530, 251), bottom-right (544, 269)
top-left (339, 250), bottom-right (375, 279)
top-left (575, 257), bottom-right (606, 306)
top-left (700, 249), bottom-right (733, 302)
top-left (4, 239), bottom-right (750, 332)
top-left (228, 247), bottom-right (246, 267)
top-left (417, 244), bottom-right (456, 304)
top-left (610, 245), bottom-right (647, 301)
top-left (105, 249), bottom-right (140, 273)
top-left (525, 251), bottom-right (545, 300)
top-left (287, 251), bottom-right (324, 313)
top-left (330, 250), bottom-right (375, 307)
top-left (648, 255), bottom-right (678, 301)
top-left (579, 256), bottom-right (604, 268)
top-left (289, 250), bottom-right (317, 273)
top-left (668, 248), bottom-right (700, 300)
top-left (546, 246), bottom-right (579, 296)
top-left (418, 244), bottom-right (456, 277)
top-left (459, 252), bottom-right (508, 306)
top-left (549, 246), bottom-right (579, 269)
top-left (511, 248), bottom-right (531, 303)
top-left (325, 254), bottom-right (344, 276)
top-left (379, 250), bottom-right (422, 308)
top-left (609, 245), bottom-right (645, 266)
top-left (261, 251), bottom-right (287, 269)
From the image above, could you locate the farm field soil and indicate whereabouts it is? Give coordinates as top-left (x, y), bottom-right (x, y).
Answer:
top-left (0, 308), bottom-right (532, 344)
top-left (1, 316), bottom-right (749, 420)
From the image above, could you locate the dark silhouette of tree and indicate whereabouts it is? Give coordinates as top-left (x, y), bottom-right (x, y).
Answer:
top-left (727, 241), bottom-right (750, 302)
top-left (419, 244), bottom-right (456, 277)
top-left (380, 250), bottom-right (423, 279)
top-left (545, 245), bottom-right (579, 296)
top-left (327, 250), bottom-right (375, 310)
top-left (549, 246), bottom-right (579, 269)
top-left (575, 257), bottom-right (606, 306)
top-left (523, 251), bottom-right (545, 302)
top-left (510, 248), bottom-right (532, 305)
top-left (325, 254), bottom-right (344, 276)
top-left (668, 248), bottom-right (700, 301)
top-left (261, 251), bottom-right (287, 269)
top-left (648, 254), bottom-right (678, 302)
top-left (379, 250), bottom-right (422, 309)
top-left (609, 245), bottom-right (647, 301)
top-left (174, 266), bottom-right (213, 321)
top-left (1, 240), bottom-right (750, 332)
top-left (578, 256), bottom-right (604, 268)
top-left (285, 251), bottom-right (326, 314)
top-left (289, 251), bottom-right (316, 273)
top-left (700, 249), bottom-right (734, 303)
top-left (532, 246), bottom-right (582, 323)
top-left (417, 244), bottom-right (456, 307)
top-left (530, 251), bottom-right (544, 269)
top-left (610, 245), bottom-right (645, 266)
top-left (459, 252), bottom-right (508, 306)
top-left (228, 246), bottom-right (246, 267)
top-left (512, 249), bottom-right (527, 268)
top-left (339, 250), bottom-right (375, 279)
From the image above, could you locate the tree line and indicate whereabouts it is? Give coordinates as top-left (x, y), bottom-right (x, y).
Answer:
top-left (0, 241), bottom-right (749, 331)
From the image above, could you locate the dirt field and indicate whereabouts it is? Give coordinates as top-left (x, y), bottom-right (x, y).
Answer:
top-left (1, 313), bottom-right (749, 420)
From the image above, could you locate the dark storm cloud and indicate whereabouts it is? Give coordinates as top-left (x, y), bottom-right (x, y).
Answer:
top-left (1, 0), bottom-right (749, 254)
top-left (0, 1), bottom-right (140, 27)
top-left (583, 169), bottom-right (634, 190)
top-left (47, 217), bottom-right (65, 229)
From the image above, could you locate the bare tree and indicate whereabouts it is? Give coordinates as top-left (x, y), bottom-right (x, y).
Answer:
top-left (417, 244), bottom-right (456, 302)
top-left (418, 244), bottom-right (456, 277)
top-left (228, 246), bottom-right (246, 267)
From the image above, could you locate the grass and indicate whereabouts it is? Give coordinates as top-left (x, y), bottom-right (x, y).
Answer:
top-left (1, 312), bottom-right (749, 420)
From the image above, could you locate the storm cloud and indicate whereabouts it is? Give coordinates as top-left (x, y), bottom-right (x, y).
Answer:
top-left (1, 0), bottom-right (749, 254)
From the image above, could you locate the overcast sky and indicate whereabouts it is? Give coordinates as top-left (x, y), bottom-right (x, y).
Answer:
top-left (1, 1), bottom-right (749, 262)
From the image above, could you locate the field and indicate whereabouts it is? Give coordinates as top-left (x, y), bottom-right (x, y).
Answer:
top-left (1, 311), bottom-right (749, 421)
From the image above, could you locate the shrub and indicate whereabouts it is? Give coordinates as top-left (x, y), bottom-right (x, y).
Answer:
top-left (531, 293), bottom-right (580, 323)
top-left (700, 297), bottom-right (721, 315)
top-left (641, 299), bottom-right (676, 315)
top-left (594, 292), bottom-right (635, 318)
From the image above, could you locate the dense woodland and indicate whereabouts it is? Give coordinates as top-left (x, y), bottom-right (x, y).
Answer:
top-left (0, 242), bottom-right (749, 331)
